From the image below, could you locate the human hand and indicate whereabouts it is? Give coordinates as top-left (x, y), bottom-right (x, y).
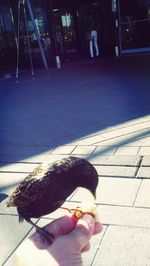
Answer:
top-left (15, 214), bottom-right (103, 266)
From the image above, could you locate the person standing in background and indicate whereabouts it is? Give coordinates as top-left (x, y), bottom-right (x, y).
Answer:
top-left (89, 29), bottom-right (99, 58)
top-left (85, 13), bottom-right (100, 58)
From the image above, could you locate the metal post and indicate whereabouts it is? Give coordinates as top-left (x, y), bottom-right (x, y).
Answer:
top-left (16, 1), bottom-right (21, 79)
top-left (9, 6), bottom-right (18, 51)
top-left (22, 0), bottom-right (34, 75)
top-left (26, 0), bottom-right (48, 70)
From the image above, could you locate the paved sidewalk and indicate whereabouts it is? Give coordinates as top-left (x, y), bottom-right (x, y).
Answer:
top-left (0, 56), bottom-right (150, 265)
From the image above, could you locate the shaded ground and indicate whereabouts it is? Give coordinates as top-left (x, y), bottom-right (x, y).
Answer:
top-left (0, 55), bottom-right (150, 163)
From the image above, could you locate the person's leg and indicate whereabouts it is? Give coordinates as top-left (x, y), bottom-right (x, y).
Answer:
top-left (89, 39), bottom-right (94, 58)
top-left (93, 31), bottom-right (99, 56)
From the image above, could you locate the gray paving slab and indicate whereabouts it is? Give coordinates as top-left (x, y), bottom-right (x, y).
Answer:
top-left (71, 145), bottom-right (96, 155)
top-left (92, 146), bottom-right (117, 155)
top-left (52, 145), bottom-right (76, 154)
top-left (134, 179), bottom-right (150, 208)
top-left (141, 156), bottom-right (150, 166)
top-left (20, 154), bottom-right (78, 164)
top-left (98, 205), bottom-right (150, 228)
top-left (114, 146), bottom-right (140, 155)
top-left (93, 225), bottom-right (150, 266)
top-left (1, 254), bottom-right (15, 266)
top-left (127, 135), bottom-right (150, 146)
top-left (0, 196), bottom-right (18, 216)
top-left (75, 135), bottom-right (106, 145)
top-left (138, 147), bottom-right (150, 155)
top-left (0, 162), bottom-right (39, 173)
top-left (138, 136), bottom-right (150, 146)
top-left (0, 172), bottom-right (27, 188)
top-left (0, 215), bottom-right (33, 266)
top-left (71, 178), bottom-right (142, 207)
top-left (18, 153), bottom-right (53, 163)
top-left (88, 155), bottom-right (141, 166)
top-left (95, 165), bottom-right (137, 177)
top-left (137, 166), bottom-right (150, 178)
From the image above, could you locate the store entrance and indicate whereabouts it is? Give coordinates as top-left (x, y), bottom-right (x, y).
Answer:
top-left (53, 8), bottom-right (79, 62)
top-left (53, 2), bottom-right (102, 62)
top-left (118, 0), bottom-right (150, 54)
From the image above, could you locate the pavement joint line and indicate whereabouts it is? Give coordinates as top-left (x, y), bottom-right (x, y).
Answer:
top-left (0, 171), bottom-right (30, 174)
top-left (134, 156), bottom-right (143, 178)
top-left (68, 200), bottom-right (143, 208)
top-left (96, 203), bottom-right (150, 210)
top-left (90, 225), bottom-right (108, 266)
top-left (113, 146), bottom-right (119, 155)
top-left (90, 146), bottom-right (97, 155)
top-left (0, 162), bottom-right (41, 165)
top-left (101, 223), bottom-right (150, 230)
top-left (0, 213), bottom-right (19, 217)
top-left (136, 177), bottom-right (150, 180)
top-left (97, 175), bottom-right (140, 179)
top-left (93, 164), bottom-right (140, 167)
top-left (136, 146), bottom-right (141, 156)
top-left (132, 179), bottom-right (143, 207)
top-left (71, 145), bottom-right (78, 153)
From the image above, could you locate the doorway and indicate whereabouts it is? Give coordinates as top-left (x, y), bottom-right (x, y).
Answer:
top-left (53, 1), bottom-right (102, 62)
top-left (53, 8), bottom-right (79, 62)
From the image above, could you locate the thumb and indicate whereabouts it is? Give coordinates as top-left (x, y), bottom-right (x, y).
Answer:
top-left (69, 214), bottom-right (95, 251)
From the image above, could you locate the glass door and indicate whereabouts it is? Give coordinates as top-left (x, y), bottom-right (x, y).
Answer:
top-left (53, 8), bottom-right (78, 62)
top-left (0, 4), bottom-right (19, 65)
top-left (77, 2), bottom-right (101, 58)
top-left (118, 0), bottom-right (150, 54)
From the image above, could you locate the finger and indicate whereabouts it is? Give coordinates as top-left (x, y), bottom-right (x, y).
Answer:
top-left (77, 214), bottom-right (95, 237)
top-left (69, 214), bottom-right (95, 251)
top-left (93, 221), bottom-right (103, 235)
top-left (43, 214), bottom-right (77, 237)
top-left (81, 242), bottom-right (91, 253)
top-left (30, 214), bottom-right (77, 248)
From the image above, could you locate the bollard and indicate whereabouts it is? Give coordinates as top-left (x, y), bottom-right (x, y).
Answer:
top-left (115, 46), bottom-right (119, 57)
top-left (56, 55), bottom-right (61, 69)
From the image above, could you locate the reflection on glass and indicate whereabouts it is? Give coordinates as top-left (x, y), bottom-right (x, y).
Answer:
top-left (61, 14), bottom-right (71, 27)
top-left (61, 11), bottom-right (75, 44)
top-left (119, 0), bottom-right (150, 51)
top-left (0, 6), bottom-right (12, 32)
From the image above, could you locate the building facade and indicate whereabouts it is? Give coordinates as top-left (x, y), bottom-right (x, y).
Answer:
top-left (0, 0), bottom-right (150, 68)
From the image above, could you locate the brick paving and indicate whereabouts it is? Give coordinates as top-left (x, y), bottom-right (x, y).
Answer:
top-left (0, 56), bottom-right (150, 265)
